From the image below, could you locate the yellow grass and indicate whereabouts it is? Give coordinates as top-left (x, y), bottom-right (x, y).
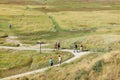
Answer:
top-left (14, 51), bottom-right (120, 80)
top-left (0, 49), bottom-right (73, 78)
top-left (49, 10), bottom-right (120, 30)
top-left (0, 5), bottom-right (54, 32)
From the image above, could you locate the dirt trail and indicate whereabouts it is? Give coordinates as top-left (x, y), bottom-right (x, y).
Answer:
top-left (0, 46), bottom-right (90, 80)
top-left (5, 36), bottom-right (23, 46)
top-left (5, 36), bottom-right (49, 47)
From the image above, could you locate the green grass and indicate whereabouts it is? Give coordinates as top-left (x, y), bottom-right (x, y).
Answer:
top-left (92, 59), bottom-right (104, 73)
top-left (48, 15), bottom-right (62, 32)
top-left (0, 49), bottom-right (73, 78)
top-left (0, 42), bottom-right (20, 47)
top-left (0, 4), bottom-right (120, 46)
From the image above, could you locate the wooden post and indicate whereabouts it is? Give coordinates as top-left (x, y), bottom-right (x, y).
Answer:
top-left (37, 41), bottom-right (43, 54)
top-left (40, 43), bottom-right (41, 54)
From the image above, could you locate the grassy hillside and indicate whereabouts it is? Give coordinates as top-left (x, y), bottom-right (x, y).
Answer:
top-left (0, 49), bottom-right (73, 78)
top-left (0, 4), bottom-right (120, 47)
top-left (13, 51), bottom-right (120, 80)
top-left (0, 1), bottom-right (120, 45)
top-left (61, 34), bottom-right (120, 52)
top-left (0, 5), bottom-right (54, 45)
top-left (0, 5), bottom-right (54, 33)
top-left (49, 10), bottom-right (120, 31)
top-left (0, 0), bottom-right (120, 79)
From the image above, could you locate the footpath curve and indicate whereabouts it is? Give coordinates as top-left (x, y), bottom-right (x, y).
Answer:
top-left (0, 46), bottom-right (90, 80)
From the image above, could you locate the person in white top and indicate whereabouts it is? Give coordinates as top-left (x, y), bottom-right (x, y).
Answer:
top-left (58, 55), bottom-right (62, 64)
top-left (80, 44), bottom-right (83, 52)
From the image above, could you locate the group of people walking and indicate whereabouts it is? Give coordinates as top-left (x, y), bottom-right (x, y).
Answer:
top-left (54, 42), bottom-right (83, 52)
top-left (74, 43), bottom-right (83, 53)
top-left (50, 41), bottom-right (83, 66)
top-left (54, 41), bottom-right (83, 53)
top-left (49, 55), bottom-right (62, 66)
top-left (54, 41), bottom-right (61, 51)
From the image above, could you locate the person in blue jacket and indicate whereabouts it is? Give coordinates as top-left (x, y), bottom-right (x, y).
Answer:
top-left (49, 58), bottom-right (53, 66)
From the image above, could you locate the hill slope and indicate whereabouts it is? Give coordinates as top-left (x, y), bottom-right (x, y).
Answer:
top-left (11, 51), bottom-right (120, 80)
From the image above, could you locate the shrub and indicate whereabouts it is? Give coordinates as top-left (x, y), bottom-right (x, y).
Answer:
top-left (92, 59), bottom-right (104, 73)
top-left (74, 69), bottom-right (88, 80)
top-left (55, 51), bottom-right (59, 54)
top-left (2, 42), bottom-right (20, 47)
top-left (61, 63), bottom-right (69, 67)
top-left (109, 41), bottom-right (120, 50)
top-left (0, 33), bottom-right (8, 38)
top-left (74, 74), bottom-right (81, 80)
top-left (0, 38), bottom-right (4, 44)
top-left (18, 77), bottom-right (29, 80)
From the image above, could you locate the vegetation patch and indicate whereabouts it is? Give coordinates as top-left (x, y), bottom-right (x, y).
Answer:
top-left (0, 0), bottom-right (120, 80)
top-left (0, 33), bottom-right (8, 38)
top-left (74, 69), bottom-right (88, 80)
top-left (75, 35), bottom-right (120, 52)
top-left (92, 59), bottom-right (104, 73)
top-left (0, 49), bottom-right (73, 78)
top-left (19, 51), bottom-right (120, 80)
top-left (48, 15), bottom-right (62, 32)
top-left (0, 42), bottom-right (20, 47)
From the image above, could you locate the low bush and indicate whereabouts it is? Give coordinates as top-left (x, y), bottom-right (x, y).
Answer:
top-left (1, 42), bottom-right (20, 47)
top-left (0, 33), bottom-right (8, 38)
top-left (0, 38), bottom-right (4, 44)
top-left (0, 50), bottom-right (73, 78)
top-left (92, 59), bottom-right (104, 73)
top-left (109, 41), bottom-right (120, 50)
top-left (61, 63), bottom-right (69, 67)
top-left (74, 69), bottom-right (88, 80)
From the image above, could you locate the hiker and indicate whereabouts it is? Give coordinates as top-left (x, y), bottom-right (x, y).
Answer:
top-left (57, 41), bottom-right (60, 50)
top-left (74, 43), bottom-right (78, 53)
top-left (8, 24), bottom-right (12, 29)
top-left (58, 55), bottom-right (62, 64)
top-left (80, 44), bottom-right (83, 52)
top-left (49, 58), bottom-right (53, 66)
top-left (54, 42), bottom-right (58, 51)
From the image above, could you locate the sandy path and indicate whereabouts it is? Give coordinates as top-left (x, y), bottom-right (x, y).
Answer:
top-left (0, 46), bottom-right (90, 80)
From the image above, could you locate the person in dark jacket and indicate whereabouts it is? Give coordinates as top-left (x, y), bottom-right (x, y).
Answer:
top-left (74, 43), bottom-right (78, 53)
top-left (8, 24), bottom-right (12, 29)
top-left (57, 41), bottom-right (60, 50)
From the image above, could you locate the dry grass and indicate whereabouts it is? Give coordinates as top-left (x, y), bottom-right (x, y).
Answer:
top-left (48, 10), bottom-right (120, 31)
top-left (0, 4), bottom-right (54, 45)
top-left (0, 5), bottom-right (54, 33)
top-left (14, 51), bottom-right (120, 80)
top-left (77, 34), bottom-right (120, 52)
top-left (59, 34), bottom-right (120, 52)
top-left (0, 1), bottom-right (120, 80)
top-left (0, 49), bottom-right (73, 78)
